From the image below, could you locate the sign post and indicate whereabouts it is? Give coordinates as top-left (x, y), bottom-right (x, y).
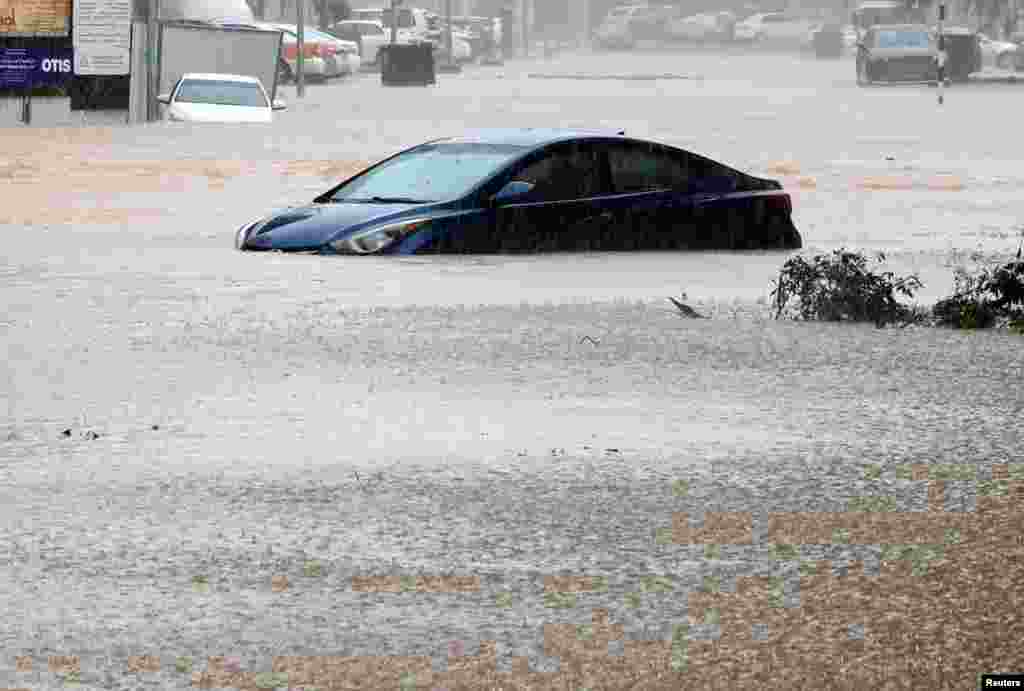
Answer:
top-left (937, 3), bottom-right (946, 104)
top-left (297, 0), bottom-right (305, 98)
top-left (445, 0), bottom-right (452, 68)
top-left (146, 0), bottom-right (158, 120)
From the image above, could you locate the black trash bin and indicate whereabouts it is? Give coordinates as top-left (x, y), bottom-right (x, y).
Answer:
top-left (812, 25), bottom-right (843, 59)
top-left (380, 43), bottom-right (436, 86)
top-left (939, 28), bottom-right (981, 82)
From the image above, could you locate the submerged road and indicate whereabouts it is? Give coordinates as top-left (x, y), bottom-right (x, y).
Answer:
top-left (1, 47), bottom-right (1023, 689)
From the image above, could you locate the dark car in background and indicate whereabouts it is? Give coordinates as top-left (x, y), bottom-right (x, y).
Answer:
top-left (236, 128), bottom-right (801, 255)
top-left (857, 24), bottom-right (938, 85)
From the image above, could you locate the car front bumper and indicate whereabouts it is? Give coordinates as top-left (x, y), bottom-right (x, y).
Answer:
top-left (870, 57), bottom-right (937, 82)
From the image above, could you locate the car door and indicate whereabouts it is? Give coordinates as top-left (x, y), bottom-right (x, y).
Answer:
top-left (600, 140), bottom-right (702, 250)
top-left (488, 141), bottom-right (615, 253)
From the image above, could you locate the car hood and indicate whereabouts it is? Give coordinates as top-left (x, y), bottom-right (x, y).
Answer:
top-left (867, 46), bottom-right (935, 59)
top-left (245, 202), bottom-right (426, 250)
top-left (168, 102), bottom-right (272, 123)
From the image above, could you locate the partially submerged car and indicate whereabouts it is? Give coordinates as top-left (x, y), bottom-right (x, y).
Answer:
top-left (235, 128), bottom-right (801, 255)
top-left (158, 72), bottom-right (286, 123)
top-left (856, 24), bottom-right (938, 85)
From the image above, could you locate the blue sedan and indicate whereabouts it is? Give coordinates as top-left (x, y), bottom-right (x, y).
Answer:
top-left (236, 128), bottom-right (802, 254)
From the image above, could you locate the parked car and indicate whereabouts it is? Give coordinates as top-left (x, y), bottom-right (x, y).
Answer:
top-left (235, 128), bottom-right (801, 255)
top-left (353, 5), bottom-right (433, 44)
top-left (225, 22), bottom-right (328, 82)
top-left (978, 32), bottom-right (1019, 69)
top-left (734, 12), bottom-right (816, 45)
top-left (446, 15), bottom-right (494, 57)
top-left (299, 26), bottom-right (362, 75)
top-left (804, 22), bottom-right (844, 58)
top-left (593, 4), bottom-right (648, 49)
top-left (426, 23), bottom-right (474, 63)
top-left (856, 24), bottom-right (938, 85)
top-left (850, 0), bottom-right (923, 41)
top-left (330, 19), bottom-right (391, 64)
top-left (262, 23), bottom-right (359, 78)
top-left (626, 4), bottom-right (680, 41)
top-left (668, 11), bottom-right (736, 42)
top-left (158, 72), bottom-right (286, 123)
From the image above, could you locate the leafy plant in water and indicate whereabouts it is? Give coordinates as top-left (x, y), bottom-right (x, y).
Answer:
top-left (770, 249), bottom-right (923, 327)
top-left (933, 253), bottom-right (1024, 329)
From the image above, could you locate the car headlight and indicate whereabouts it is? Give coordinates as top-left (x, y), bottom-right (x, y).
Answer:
top-left (330, 219), bottom-right (431, 254)
top-left (235, 217), bottom-right (265, 249)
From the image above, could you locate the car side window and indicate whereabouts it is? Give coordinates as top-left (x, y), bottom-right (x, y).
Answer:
top-left (606, 142), bottom-right (692, 193)
top-left (511, 143), bottom-right (609, 202)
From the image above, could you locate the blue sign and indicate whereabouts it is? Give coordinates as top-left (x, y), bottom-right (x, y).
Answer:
top-left (0, 46), bottom-right (74, 89)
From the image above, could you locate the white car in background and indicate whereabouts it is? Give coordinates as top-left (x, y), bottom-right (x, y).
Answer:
top-left (158, 73), bottom-right (286, 124)
top-left (668, 11), bottom-right (736, 42)
top-left (593, 4), bottom-right (648, 49)
top-left (330, 19), bottom-right (391, 64)
top-left (735, 12), bottom-right (816, 45)
top-left (352, 5), bottom-right (432, 44)
top-left (978, 32), bottom-right (1019, 69)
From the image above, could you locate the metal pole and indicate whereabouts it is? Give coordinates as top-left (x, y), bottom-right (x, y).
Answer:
top-left (937, 2), bottom-right (945, 104)
top-left (390, 0), bottom-right (399, 44)
top-left (446, 0), bottom-right (453, 66)
top-left (147, 0), bottom-right (158, 120)
top-left (22, 87), bottom-right (32, 125)
top-left (297, 0), bottom-right (305, 98)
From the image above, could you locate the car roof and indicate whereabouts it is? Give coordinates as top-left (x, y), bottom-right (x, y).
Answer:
top-left (872, 23), bottom-right (931, 30)
top-left (433, 128), bottom-right (627, 147)
top-left (180, 72), bottom-right (261, 83)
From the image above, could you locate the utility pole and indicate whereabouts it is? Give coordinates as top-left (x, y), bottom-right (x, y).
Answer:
top-left (390, 0), bottom-right (399, 44)
top-left (146, 0), bottom-right (159, 120)
top-left (297, 0), bottom-right (305, 98)
top-left (446, 0), bottom-right (453, 67)
top-left (937, 2), bottom-right (945, 104)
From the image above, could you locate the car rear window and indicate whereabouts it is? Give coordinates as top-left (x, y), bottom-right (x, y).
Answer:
top-left (877, 30), bottom-right (931, 48)
top-left (175, 79), bottom-right (268, 107)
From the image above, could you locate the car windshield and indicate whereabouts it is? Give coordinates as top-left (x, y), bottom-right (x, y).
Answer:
top-left (876, 30), bottom-right (930, 48)
top-left (329, 142), bottom-right (529, 203)
top-left (175, 79), bottom-right (267, 107)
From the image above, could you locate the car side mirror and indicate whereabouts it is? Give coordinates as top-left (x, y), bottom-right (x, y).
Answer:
top-left (156, 93), bottom-right (171, 105)
top-left (272, 99), bottom-right (288, 111)
top-left (490, 180), bottom-right (534, 205)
